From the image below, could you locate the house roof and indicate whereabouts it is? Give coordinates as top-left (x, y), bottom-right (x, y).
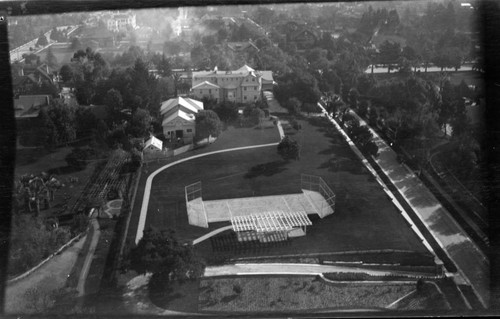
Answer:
top-left (162, 109), bottom-right (196, 126)
top-left (160, 96), bottom-right (204, 116)
top-left (192, 81), bottom-right (220, 90)
top-left (259, 70), bottom-right (275, 83)
top-left (227, 42), bottom-right (259, 52)
top-left (14, 95), bottom-right (50, 118)
top-left (143, 136), bottom-right (163, 151)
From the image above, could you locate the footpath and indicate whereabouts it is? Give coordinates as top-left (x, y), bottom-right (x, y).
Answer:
top-left (327, 108), bottom-right (489, 308)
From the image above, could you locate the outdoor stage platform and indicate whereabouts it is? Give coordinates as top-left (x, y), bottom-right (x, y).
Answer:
top-left (186, 189), bottom-right (333, 228)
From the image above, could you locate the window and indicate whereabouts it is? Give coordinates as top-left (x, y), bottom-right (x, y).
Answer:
top-left (244, 87), bottom-right (247, 91)
top-left (209, 89), bottom-right (211, 94)
top-left (244, 96), bottom-right (247, 100)
top-left (186, 129), bottom-right (193, 133)
top-left (246, 79), bottom-right (248, 82)
top-left (199, 90), bottom-right (203, 94)
top-left (254, 96), bottom-right (257, 99)
top-left (167, 131), bottom-right (170, 135)
top-left (255, 86), bottom-right (257, 90)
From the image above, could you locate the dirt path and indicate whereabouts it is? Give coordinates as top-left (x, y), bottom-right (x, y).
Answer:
top-left (5, 234), bottom-right (87, 314)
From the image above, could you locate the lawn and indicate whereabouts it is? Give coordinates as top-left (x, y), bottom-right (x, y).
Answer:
top-left (37, 43), bottom-right (75, 66)
top-left (198, 275), bottom-right (415, 312)
top-left (139, 116), bottom-right (429, 263)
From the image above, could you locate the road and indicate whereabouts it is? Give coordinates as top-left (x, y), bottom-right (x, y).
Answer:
top-left (204, 263), bottom-right (437, 278)
top-left (365, 64), bottom-right (475, 74)
top-left (5, 234), bottom-right (87, 314)
top-left (336, 109), bottom-right (489, 308)
top-left (9, 25), bottom-right (79, 63)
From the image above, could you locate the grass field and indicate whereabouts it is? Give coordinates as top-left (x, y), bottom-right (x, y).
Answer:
top-left (140, 116), bottom-right (429, 263)
top-left (372, 71), bottom-right (484, 89)
top-left (199, 275), bottom-right (415, 312)
top-left (37, 43), bottom-right (75, 66)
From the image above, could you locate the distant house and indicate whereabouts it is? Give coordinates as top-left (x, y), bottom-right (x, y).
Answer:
top-left (80, 27), bottom-right (115, 48)
top-left (11, 63), bottom-right (57, 97)
top-left (191, 81), bottom-right (221, 102)
top-left (143, 135), bottom-right (163, 153)
top-left (289, 28), bottom-right (318, 49)
top-left (191, 65), bottom-right (275, 103)
top-left (106, 12), bottom-right (137, 32)
top-left (226, 41), bottom-right (260, 54)
top-left (160, 97), bottom-right (204, 144)
top-left (14, 95), bottom-right (50, 119)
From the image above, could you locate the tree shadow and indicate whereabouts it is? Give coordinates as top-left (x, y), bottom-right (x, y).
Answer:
top-left (318, 157), bottom-right (366, 175)
top-left (244, 161), bottom-right (288, 179)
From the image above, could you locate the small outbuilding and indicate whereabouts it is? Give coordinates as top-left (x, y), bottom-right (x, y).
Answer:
top-left (143, 135), bottom-right (163, 153)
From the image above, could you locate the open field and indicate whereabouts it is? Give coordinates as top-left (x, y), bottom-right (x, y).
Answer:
top-left (372, 71), bottom-right (484, 89)
top-left (37, 43), bottom-right (75, 66)
top-left (140, 116), bottom-right (429, 263)
top-left (199, 275), bottom-right (415, 312)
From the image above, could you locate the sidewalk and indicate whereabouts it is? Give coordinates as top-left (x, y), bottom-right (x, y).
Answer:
top-left (346, 111), bottom-right (489, 308)
top-left (204, 263), bottom-right (438, 279)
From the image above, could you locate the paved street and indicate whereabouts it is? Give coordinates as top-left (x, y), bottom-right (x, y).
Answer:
top-left (205, 263), bottom-right (436, 278)
top-left (365, 64), bottom-right (475, 74)
top-left (344, 110), bottom-right (489, 308)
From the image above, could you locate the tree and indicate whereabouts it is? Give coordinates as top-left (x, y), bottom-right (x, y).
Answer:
top-left (104, 88), bottom-right (124, 123)
top-left (45, 46), bottom-right (58, 69)
top-left (59, 64), bottom-right (74, 82)
top-left (39, 108), bottom-right (59, 148)
top-left (157, 54), bottom-right (172, 77)
top-left (285, 97), bottom-right (302, 115)
top-left (345, 119), bottom-right (379, 157)
top-left (128, 228), bottom-right (205, 291)
top-left (195, 110), bottom-right (222, 140)
top-left (378, 40), bottom-right (401, 71)
top-left (69, 37), bottom-right (82, 51)
top-left (46, 100), bottom-right (76, 144)
top-left (213, 101), bottom-right (239, 123)
top-left (36, 33), bottom-right (48, 47)
top-left (129, 108), bottom-right (151, 137)
top-left (277, 135), bottom-right (300, 160)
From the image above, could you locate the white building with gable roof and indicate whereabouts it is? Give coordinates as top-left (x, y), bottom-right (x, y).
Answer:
top-left (160, 97), bottom-right (204, 144)
top-left (191, 65), bottom-right (274, 104)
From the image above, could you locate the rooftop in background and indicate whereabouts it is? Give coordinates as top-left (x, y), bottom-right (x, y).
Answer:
top-left (14, 95), bottom-right (50, 118)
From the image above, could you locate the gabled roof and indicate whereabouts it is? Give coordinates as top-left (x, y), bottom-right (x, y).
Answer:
top-left (143, 136), bottom-right (163, 151)
top-left (162, 109), bottom-right (196, 126)
top-left (160, 96), bottom-right (204, 116)
top-left (235, 64), bottom-right (255, 73)
top-left (192, 81), bottom-right (220, 90)
top-left (259, 70), bottom-right (274, 82)
top-left (14, 95), bottom-right (50, 118)
top-left (227, 42), bottom-right (259, 52)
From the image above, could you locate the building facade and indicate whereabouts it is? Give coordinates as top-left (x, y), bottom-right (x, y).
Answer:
top-left (160, 97), bottom-right (204, 144)
top-left (191, 65), bottom-right (274, 104)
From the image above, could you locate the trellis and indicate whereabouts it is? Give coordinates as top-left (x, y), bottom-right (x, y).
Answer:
top-left (230, 211), bottom-right (311, 233)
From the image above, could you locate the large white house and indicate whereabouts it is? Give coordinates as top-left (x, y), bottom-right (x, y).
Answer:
top-left (160, 97), bottom-right (204, 144)
top-left (191, 65), bottom-right (275, 104)
top-left (107, 12), bottom-right (137, 32)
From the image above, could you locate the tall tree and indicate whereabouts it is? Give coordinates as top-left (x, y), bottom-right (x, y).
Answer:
top-left (45, 46), bottom-right (58, 69)
top-left (195, 110), bottom-right (222, 141)
top-left (128, 228), bottom-right (205, 289)
top-left (36, 32), bottom-right (48, 47)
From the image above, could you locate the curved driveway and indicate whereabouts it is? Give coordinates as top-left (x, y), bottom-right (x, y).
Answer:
top-left (135, 142), bottom-right (279, 244)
